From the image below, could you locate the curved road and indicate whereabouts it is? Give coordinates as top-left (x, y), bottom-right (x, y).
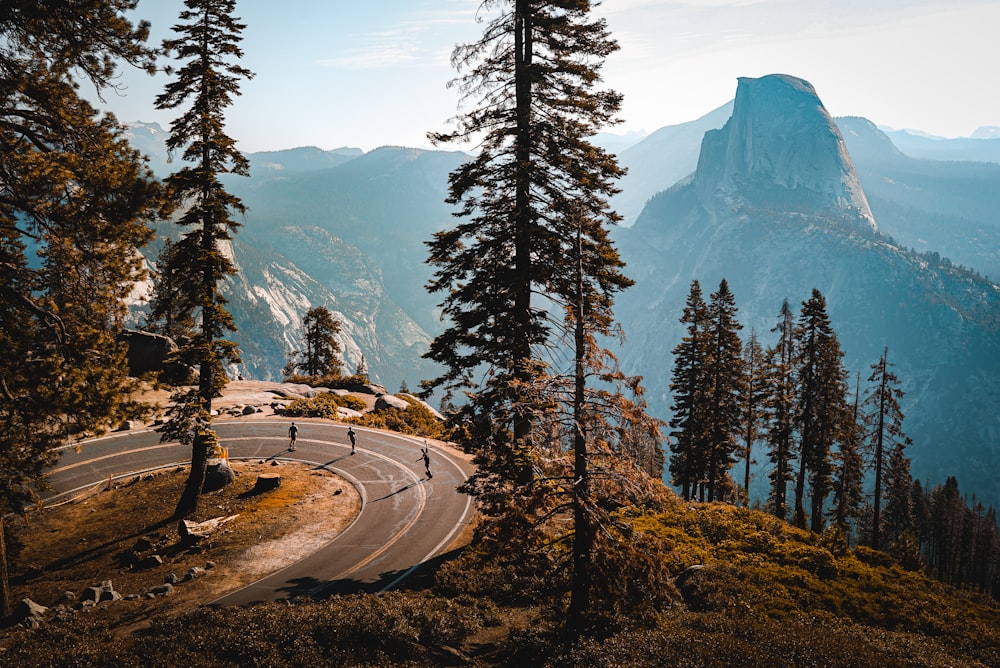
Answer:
top-left (45, 420), bottom-right (476, 606)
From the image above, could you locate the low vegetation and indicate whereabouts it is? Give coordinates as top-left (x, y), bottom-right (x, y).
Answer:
top-left (281, 391), bottom-right (368, 417)
top-left (4, 477), bottom-right (997, 667)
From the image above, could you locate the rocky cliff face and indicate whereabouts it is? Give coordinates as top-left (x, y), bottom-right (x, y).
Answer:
top-left (614, 74), bottom-right (1000, 506)
top-left (694, 75), bottom-right (876, 235)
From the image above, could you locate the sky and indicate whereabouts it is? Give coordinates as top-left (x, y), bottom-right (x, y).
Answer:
top-left (93, 0), bottom-right (1000, 153)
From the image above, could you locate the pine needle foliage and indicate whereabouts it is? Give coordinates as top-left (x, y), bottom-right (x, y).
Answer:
top-left (152, 0), bottom-right (253, 519)
top-left (0, 0), bottom-right (161, 615)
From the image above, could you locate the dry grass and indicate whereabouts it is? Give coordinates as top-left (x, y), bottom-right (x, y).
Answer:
top-left (6, 459), bottom-right (360, 634)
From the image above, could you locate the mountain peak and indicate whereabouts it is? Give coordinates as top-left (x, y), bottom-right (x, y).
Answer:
top-left (695, 74), bottom-right (877, 234)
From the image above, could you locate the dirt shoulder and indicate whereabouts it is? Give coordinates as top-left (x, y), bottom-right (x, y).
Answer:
top-left (7, 459), bottom-right (360, 634)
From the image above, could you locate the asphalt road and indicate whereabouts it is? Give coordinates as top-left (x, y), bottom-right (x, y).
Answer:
top-left (45, 420), bottom-right (477, 606)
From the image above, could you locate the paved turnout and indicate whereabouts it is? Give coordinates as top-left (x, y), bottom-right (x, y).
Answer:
top-left (45, 420), bottom-right (476, 606)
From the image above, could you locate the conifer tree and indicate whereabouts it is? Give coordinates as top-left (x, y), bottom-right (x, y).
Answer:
top-left (669, 280), bottom-right (710, 501)
top-left (862, 346), bottom-right (912, 550)
top-left (702, 279), bottom-right (743, 502)
top-left (153, 0), bottom-right (253, 519)
top-left (739, 330), bottom-right (767, 505)
top-left (284, 306), bottom-right (343, 378)
top-left (830, 370), bottom-right (866, 539)
top-left (425, 0), bottom-right (627, 498)
top-left (793, 289), bottom-right (850, 532)
top-left (0, 0), bottom-right (160, 615)
top-left (426, 1), bottom-right (666, 625)
top-left (764, 299), bottom-right (796, 520)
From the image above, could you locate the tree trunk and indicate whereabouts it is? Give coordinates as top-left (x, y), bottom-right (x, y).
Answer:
top-left (174, 431), bottom-right (210, 519)
top-left (0, 514), bottom-right (10, 618)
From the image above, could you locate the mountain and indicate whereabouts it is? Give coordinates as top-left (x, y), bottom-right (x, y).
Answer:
top-left (839, 117), bottom-right (1000, 279)
top-left (612, 102), bottom-right (733, 226)
top-left (135, 140), bottom-right (463, 391)
top-left (613, 74), bottom-right (1000, 506)
top-left (882, 128), bottom-right (1000, 164)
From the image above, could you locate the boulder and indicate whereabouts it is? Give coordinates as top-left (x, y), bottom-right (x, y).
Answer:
top-left (135, 554), bottom-right (164, 570)
top-left (10, 598), bottom-right (48, 627)
top-left (147, 583), bottom-right (174, 597)
top-left (375, 394), bottom-right (410, 412)
top-left (79, 580), bottom-right (121, 604)
top-left (118, 329), bottom-right (177, 377)
top-left (202, 458), bottom-right (236, 493)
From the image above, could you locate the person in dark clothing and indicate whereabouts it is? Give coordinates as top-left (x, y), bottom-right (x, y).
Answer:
top-left (347, 426), bottom-right (357, 454)
top-left (417, 442), bottom-right (432, 478)
top-left (288, 422), bottom-right (298, 451)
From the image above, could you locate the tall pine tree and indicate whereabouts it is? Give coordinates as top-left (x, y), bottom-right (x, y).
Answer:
top-left (668, 280), bottom-right (710, 501)
top-left (284, 306), bottom-right (343, 379)
top-left (739, 329), bottom-right (767, 505)
top-left (426, 0), bottom-right (666, 625)
top-left (0, 0), bottom-right (160, 615)
top-left (764, 299), bottom-right (796, 520)
top-left (702, 279), bottom-right (743, 502)
top-left (793, 289), bottom-right (849, 532)
top-left (862, 346), bottom-right (912, 550)
top-left (153, 0), bottom-right (253, 519)
top-left (425, 0), bottom-right (626, 500)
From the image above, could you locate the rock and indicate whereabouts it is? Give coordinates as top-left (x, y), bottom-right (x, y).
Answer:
top-left (118, 329), bottom-right (177, 377)
top-left (148, 583), bottom-right (174, 597)
top-left (135, 554), bottom-right (164, 570)
top-left (337, 407), bottom-right (363, 419)
top-left (165, 573), bottom-right (179, 584)
top-left (205, 561), bottom-right (216, 570)
top-left (242, 405), bottom-right (257, 415)
top-left (125, 594), bottom-right (141, 601)
top-left (10, 599), bottom-right (48, 627)
top-left (133, 537), bottom-right (153, 552)
top-left (56, 591), bottom-right (76, 605)
top-left (374, 394), bottom-right (410, 411)
top-left (182, 566), bottom-right (206, 582)
top-left (114, 420), bottom-right (143, 432)
top-left (79, 580), bottom-right (121, 604)
top-left (202, 458), bottom-right (236, 493)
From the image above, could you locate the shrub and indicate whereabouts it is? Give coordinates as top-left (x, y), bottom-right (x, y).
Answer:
top-left (282, 392), bottom-right (365, 418)
top-left (351, 395), bottom-right (444, 439)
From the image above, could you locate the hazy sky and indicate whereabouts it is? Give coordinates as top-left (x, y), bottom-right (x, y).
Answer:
top-left (95, 0), bottom-right (1000, 153)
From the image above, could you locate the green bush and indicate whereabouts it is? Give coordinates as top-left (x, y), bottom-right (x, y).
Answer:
top-left (351, 395), bottom-right (444, 439)
top-left (282, 391), bottom-right (365, 418)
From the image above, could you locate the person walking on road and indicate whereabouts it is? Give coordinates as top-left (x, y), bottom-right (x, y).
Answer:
top-left (288, 422), bottom-right (298, 451)
top-left (347, 426), bottom-right (357, 454)
top-left (417, 442), bottom-right (432, 478)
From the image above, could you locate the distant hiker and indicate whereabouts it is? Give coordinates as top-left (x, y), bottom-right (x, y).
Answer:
top-left (347, 427), bottom-right (357, 454)
top-left (417, 442), bottom-right (432, 478)
top-left (288, 422), bottom-right (298, 451)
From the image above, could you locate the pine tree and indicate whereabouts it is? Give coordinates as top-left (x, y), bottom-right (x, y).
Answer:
top-left (0, 0), bottom-right (160, 616)
top-left (668, 280), bottom-right (710, 501)
top-left (425, 0), bottom-right (626, 496)
top-left (702, 279), bottom-right (743, 502)
top-left (764, 299), bottom-right (796, 520)
top-left (830, 370), bottom-right (866, 540)
top-left (153, 0), bottom-right (253, 519)
top-left (739, 329), bottom-right (767, 505)
top-left (862, 346), bottom-right (912, 550)
top-left (793, 289), bottom-right (850, 532)
top-left (284, 306), bottom-right (343, 379)
top-left (426, 1), bottom-right (665, 625)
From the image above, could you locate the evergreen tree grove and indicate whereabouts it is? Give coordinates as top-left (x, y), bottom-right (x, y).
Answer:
top-left (152, 0), bottom-right (253, 519)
